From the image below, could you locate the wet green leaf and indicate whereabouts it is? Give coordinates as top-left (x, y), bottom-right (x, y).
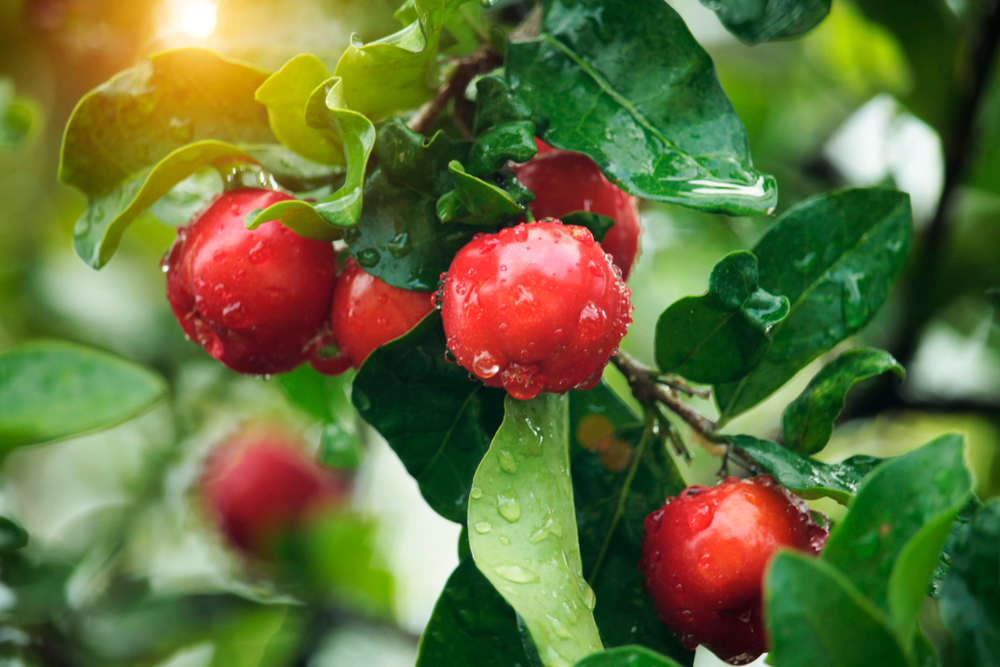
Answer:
top-left (727, 435), bottom-right (884, 504)
top-left (416, 558), bottom-right (528, 667)
top-left (940, 500), bottom-right (1000, 667)
top-left (319, 423), bottom-right (362, 470)
top-left (701, 0), bottom-right (831, 44)
top-left (570, 383), bottom-right (691, 663)
top-left (474, 75), bottom-right (535, 136)
top-left (344, 169), bottom-right (490, 291)
top-left (470, 393), bottom-right (603, 667)
top-left (0, 341), bottom-right (167, 450)
top-left (506, 0), bottom-right (777, 216)
top-left (782, 348), bottom-right (904, 455)
top-left (715, 189), bottom-right (913, 422)
top-left (0, 78), bottom-right (34, 147)
top-left (334, 0), bottom-right (471, 120)
top-left (468, 120), bottom-right (538, 175)
top-left (246, 78), bottom-right (375, 240)
top-left (822, 434), bottom-right (971, 643)
top-left (254, 54), bottom-right (346, 166)
top-left (655, 251), bottom-right (789, 385)
top-left (574, 646), bottom-right (685, 667)
top-left (373, 118), bottom-right (471, 198)
top-left (765, 552), bottom-right (913, 667)
top-left (353, 313), bottom-right (505, 522)
top-left (437, 161), bottom-right (526, 225)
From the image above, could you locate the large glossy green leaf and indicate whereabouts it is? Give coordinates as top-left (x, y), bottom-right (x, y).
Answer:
top-left (715, 189), bottom-right (913, 423)
top-left (334, 0), bottom-right (473, 120)
top-left (940, 500), bottom-right (1000, 667)
top-left (822, 434), bottom-right (971, 641)
top-left (569, 384), bottom-right (691, 663)
top-left (470, 394), bottom-right (603, 667)
top-left (0, 78), bottom-right (33, 147)
top-left (246, 78), bottom-right (375, 240)
top-left (468, 120), bottom-right (538, 176)
top-left (373, 118), bottom-right (471, 198)
top-left (254, 54), bottom-right (345, 166)
top-left (765, 552), bottom-right (913, 667)
top-left (727, 435), bottom-right (884, 505)
top-left (700, 0), bottom-right (831, 44)
top-left (353, 312), bottom-right (505, 522)
top-left (506, 0), bottom-right (777, 216)
top-left (655, 251), bottom-right (789, 385)
top-left (343, 169), bottom-right (490, 291)
top-left (437, 161), bottom-right (526, 225)
top-left (416, 557), bottom-right (528, 667)
top-left (574, 646), bottom-right (684, 667)
top-left (0, 341), bottom-right (167, 450)
top-left (782, 348), bottom-right (904, 455)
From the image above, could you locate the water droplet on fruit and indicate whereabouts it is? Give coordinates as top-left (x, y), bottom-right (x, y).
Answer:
top-left (212, 249), bottom-right (227, 262)
top-left (512, 225), bottom-right (528, 242)
top-left (474, 521), bottom-right (492, 534)
top-left (576, 302), bottom-right (607, 342)
top-left (479, 237), bottom-right (499, 254)
top-left (473, 351), bottom-right (501, 378)
top-left (356, 248), bottom-right (381, 268)
top-left (230, 203), bottom-right (242, 215)
top-left (498, 450), bottom-right (519, 474)
top-left (496, 488), bottom-right (521, 523)
top-left (492, 565), bottom-right (538, 583)
top-left (687, 504), bottom-right (714, 531)
top-left (248, 241), bottom-right (269, 265)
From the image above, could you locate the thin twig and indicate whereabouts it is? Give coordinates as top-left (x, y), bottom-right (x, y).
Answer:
top-left (407, 45), bottom-right (502, 135)
top-left (656, 373), bottom-right (712, 400)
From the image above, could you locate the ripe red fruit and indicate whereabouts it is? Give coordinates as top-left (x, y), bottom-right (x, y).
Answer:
top-left (438, 220), bottom-right (632, 400)
top-left (201, 428), bottom-right (350, 557)
top-left (639, 475), bottom-right (828, 664)
top-left (164, 188), bottom-right (338, 375)
top-left (328, 256), bottom-right (434, 369)
top-left (514, 141), bottom-right (641, 279)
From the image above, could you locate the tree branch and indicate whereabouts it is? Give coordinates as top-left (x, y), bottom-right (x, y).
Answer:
top-left (407, 45), bottom-right (502, 136)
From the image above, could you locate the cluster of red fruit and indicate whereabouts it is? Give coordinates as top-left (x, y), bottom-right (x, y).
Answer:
top-left (162, 145), bottom-right (639, 397)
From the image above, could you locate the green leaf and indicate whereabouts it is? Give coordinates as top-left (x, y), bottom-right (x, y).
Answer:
top-left (353, 312), bottom-right (506, 522)
top-left (560, 212), bottom-right (614, 243)
top-left (506, 0), bottom-right (777, 216)
top-left (468, 120), bottom-right (538, 175)
top-left (333, 0), bottom-right (470, 120)
top-left (765, 552), bottom-right (913, 667)
top-left (714, 189), bottom-right (913, 423)
top-left (254, 54), bottom-right (346, 166)
top-left (416, 558), bottom-right (528, 667)
top-left (0, 517), bottom-right (28, 553)
top-left (373, 118), bottom-right (471, 198)
top-left (469, 393), bottom-right (603, 667)
top-left (474, 76), bottom-right (536, 136)
top-left (574, 647), bottom-right (685, 667)
top-left (701, 0), bottom-right (832, 44)
top-left (940, 500), bottom-right (1000, 667)
top-left (277, 364), bottom-right (355, 424)
top-left (57, 48), bottom-right (277, 267)
top-left (570, 383), bottom-right (691, 662)
top-left (655, 251), bottom-right (789, 385)
top-left (319, 423), bottom-right (362, 470)
top-left (0, 78), bottom-right (34, 147)
top-left (437, 161), bottom-right (526, 225)
top-left (822, 434), bottom-right (972, 641)
top-left (727, 434), bottom-right (884, 505)
top-left (344, 169), bottom-right (489, 291)
top-left (245, 77), bottom-right (375, 240)
top-left (782, 348), bottom-right (904, 455)
top-left (0, 341), bottom-right (167, 450)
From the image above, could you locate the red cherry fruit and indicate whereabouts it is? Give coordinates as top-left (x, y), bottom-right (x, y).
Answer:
top-left (514, 141), bottom-right (641, 279)
top-left (439, 220), bottom-right (632, 400)
top-left (201, 428), bottom-right (350, 557)
top-left (329, 256), bottom-right (434, 369)
top-left (639, 475), bottom-right (828, 665)
top-left (164, 189), bottom-right (337, 375)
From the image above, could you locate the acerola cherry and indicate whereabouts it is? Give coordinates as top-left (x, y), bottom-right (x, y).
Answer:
top-left (639, 475), bottom-right (828, 664)
top-left (164, 188), bottom-right (337, 375)
top-left (328, 256), bottom-right (434, 369)
top-left (201, 427), bottom-right (350, 557)
top-left (514, 141), bottom-right (641, 279)
top-left (439, 220), bottom-right (632, 400)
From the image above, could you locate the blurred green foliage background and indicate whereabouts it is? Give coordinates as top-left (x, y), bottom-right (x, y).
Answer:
top-left (0, 0), bottom-right (998, 664)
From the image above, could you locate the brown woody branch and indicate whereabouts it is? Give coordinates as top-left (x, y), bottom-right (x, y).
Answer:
top-left (407, 45), bottom-right (503, 136)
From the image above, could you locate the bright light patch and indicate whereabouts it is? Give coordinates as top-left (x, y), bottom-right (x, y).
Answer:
top-left (181, 1), bottom-right (217, 38)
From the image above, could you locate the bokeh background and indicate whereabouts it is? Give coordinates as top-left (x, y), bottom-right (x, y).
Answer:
top-left (0, 0), bottom-right (998, 664)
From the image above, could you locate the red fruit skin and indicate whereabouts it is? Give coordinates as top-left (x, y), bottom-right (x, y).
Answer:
top-left (164, 189), bottom-right (337, 375)
top-left (439, 221), bottom-right (632, 400)
top-left (514, 144), bottom-right (641, 279)
top-left (330, 257), bottom-right (434, 368)
top-left (639, 475), bottom-right (828, 665)
top-left (201, 429), bottom-right (349, 557)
